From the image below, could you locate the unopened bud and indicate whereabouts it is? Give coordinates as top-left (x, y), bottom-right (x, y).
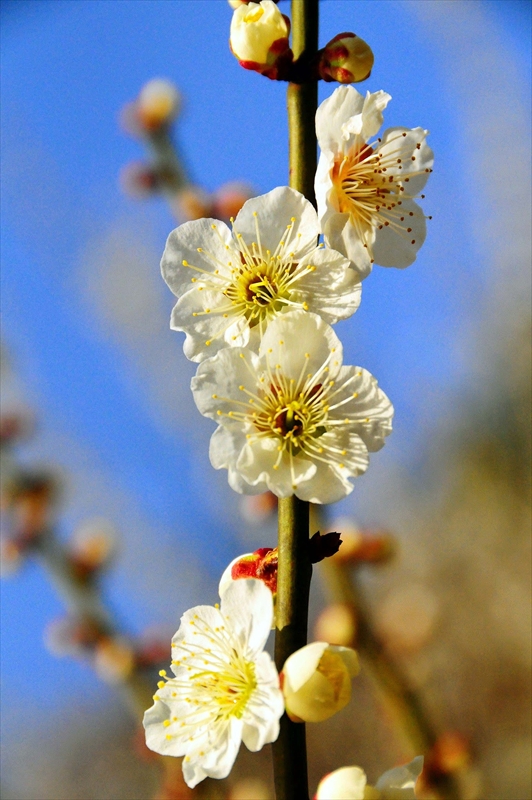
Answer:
top-left (314, 603), bottom-right (357, 647)
top-left (0, 537), bottom-right (24, 576)
top-left (211, 181), bottom-right (255, 221)
top-left (172, 186), bottom-right (213, 222)
top-left (329, 519), bottom-right (394, 565)
top-left (0, 413), bottom-right (33, 445)
top-left (230, 0), bottom-right (292, 79)
top-left (137, 78), bottom-right (180, 131)
top-left (319, 33), bottom-right (374, 84)
top-left (219, 547), bottom-right (278, 597)
top-left (44, 616), bottom-right (102, 658)
top-left (281, 642), bottom-right (359, 723)
top-left (68, 517), bottom-right (116, 579)
top-left (2, 471), bottom-right (58, 541)
top-left (94, 636), bottom-right (135, 683)
top-left (120, 161), bottom-right (161, 198)
top-left (239, 490), bottom-right (277, 523)
top-left (309, 530), bottom-right (342, 562)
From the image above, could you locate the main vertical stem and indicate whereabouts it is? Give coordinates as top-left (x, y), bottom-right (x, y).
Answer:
top-left (272, 2), bottom-right (319, 799)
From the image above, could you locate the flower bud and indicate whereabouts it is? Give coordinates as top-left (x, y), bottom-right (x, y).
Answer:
top-left (172, 185), bottom-right (213, 222)
top-left (314, 603), bottom-right (357, 647)
top-left (281, 642), bottom-right (359, 723)
top-left (68, 517), bottom-right (117, 579)
top-left (239, 490), bottom-right (277, 523)
top-left (315, 757), bottom-right (424, 800)
top-left (319, 33), bottom-right (374, 84)
top-left (230, 0), bottom-right (292, 78)
top-left (120, 162), bottom-right (161, 198)
top-left (137, 78), bottom-right (180, 131)
top-left (211, 181), bottom-right (255, 221)
top-left (94, 636), bottom-right (135, 683)
top-left (219, 547), bottom-right (278, 596)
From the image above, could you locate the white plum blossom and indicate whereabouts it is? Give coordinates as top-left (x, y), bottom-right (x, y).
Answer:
top-left (315, 86), bottom-right (434, 279)
top-left (315, 757), bottom-right (424, 800)
top-left (191, 310), bottom-right (393, 504)
top-left (161, 186), bottom-right (361, 362)
top-left (143, 579), bottom-right (283, 788)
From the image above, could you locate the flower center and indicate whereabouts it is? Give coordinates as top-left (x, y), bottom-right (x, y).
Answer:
top-left (331, 132), bottom-right (432, 251)
top-left (224, 252), bottom-right (293, 327)
top-left (254, 380), bottom-right (327, 455)
top-left (193, 657), bottom-right (257, 720)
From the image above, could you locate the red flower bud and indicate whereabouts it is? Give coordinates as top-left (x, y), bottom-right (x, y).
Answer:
top-left (319, 33), bottom-right (374, 84)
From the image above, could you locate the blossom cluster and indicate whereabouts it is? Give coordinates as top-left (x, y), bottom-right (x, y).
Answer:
top-left (145, 70), bottom-right (431, 794)
top-left (161, 85), bottom-right (432, 503)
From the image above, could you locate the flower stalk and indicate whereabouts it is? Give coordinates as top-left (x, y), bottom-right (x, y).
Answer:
top-left (272, 2), bottom-right (318, 798)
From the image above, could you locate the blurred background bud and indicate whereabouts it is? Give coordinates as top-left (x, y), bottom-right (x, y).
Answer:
top-left (134, 625), bottom-right (173, 669)
top-left (1, 470), bottom-right (59, 542)
top-left (0, 537), bottom-right (24, 576)
top-left (137, 78), bottom-right (180, 132)
top-left (68, 517), bottom-right (117, 579)
top-left (211, 181), bottom-right (255, 220)
top-left (319, 32), bottom-right (374, 83)
top-left (120, 78), bottom-right (180, 137)
top-left (375, 584), bottom-right (439, 655)
top-left (329, 518), bottom-right (395, 565)
top-left (239, 491), bottom-right (278, 524)
top-left (120, 161), bottom-right (161, 198)
top-left (94, 636), bottom-right (136, 684)
top-left (0, 412), bottom-right (34, 446)
top-left (230, 0), bottom-right (292, 79)
top-left (229, 777), bottom-right (272, 799)
top-left (44, 616), bottom-right (103, 658)
top-left (314, 603), bottom-right (358, 648)
top-left (171, 185), bottom-right (212, 221)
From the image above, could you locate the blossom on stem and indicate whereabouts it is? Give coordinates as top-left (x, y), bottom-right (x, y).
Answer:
top-left (191, 311), bottom-right (393, 504)
top-left (230, 0), bottom-right (291, 79)
top-left (219, 548), bottom-right (278, 596)
top-left (281, 641), bottom-right (359, 722)
top-left (143, 579), bottom-right (283, 789)
top-left (315, 86), bottom-right (434, 279)
top-left (315, 757), bottom-right (424, 800)
top-left (319, 33), bottom-right (374, 84)
top-left (161, 187), bottom-right (361, 363)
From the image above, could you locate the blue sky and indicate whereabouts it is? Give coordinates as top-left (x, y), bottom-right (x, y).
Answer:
top-left (1, 0), bottom-right (530, 767)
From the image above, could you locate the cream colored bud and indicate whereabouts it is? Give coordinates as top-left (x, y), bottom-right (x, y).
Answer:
top-left (230, 0), bottom-right (289, 65)
top-left (137, 78), bottom-right (180, 130)
top-left (320, 33), bottom-right (374, 84)
top-left (282, 642), bottom-right (359, 723)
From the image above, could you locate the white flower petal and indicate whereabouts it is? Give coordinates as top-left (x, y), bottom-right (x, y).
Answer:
top-left (296, 248), bottom-right (361, 323)
top-left (371, 198), bottom-right (426, 268)
top-left (171, 289), bottom-right (250, 362)
top-left (350, 89), bottom-right (392, 142)
top-left (259, 309), bottom-right (343, 381)
top-left (322, 212), bottom-right (373, 279)
top-left (316, 86), bottom-right (366, 154)
top-left (233, 186), bottom-right (319, 259)
top-left (330, 366), bottom-right (393, 452)
top-left (316, 766), bottom-right (368, 800)
top-left (379, 127), bottom-right (433, 195)
top-left (295, 433), bottom-right (369, 504)
top-left (237, 437), bottom-right (317, 496)
top-left (161, 218), bottom-right (233, 298)
top-left (220, 578), bottom-right (273, 655)
top-left (192, 348), bottom-right (260, 420)
top-left (375, 756), bottom-right (424, 799)
top-left (283, 641), bottom-right (329, 693)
